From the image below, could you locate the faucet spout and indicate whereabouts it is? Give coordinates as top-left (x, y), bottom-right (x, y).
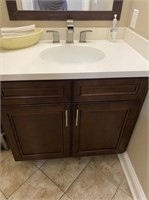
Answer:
top-left (66, 19), bottom-right (74, 43)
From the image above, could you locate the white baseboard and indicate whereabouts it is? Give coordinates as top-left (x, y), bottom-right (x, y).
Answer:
top-left (118, 152), bottom-right (147, 200)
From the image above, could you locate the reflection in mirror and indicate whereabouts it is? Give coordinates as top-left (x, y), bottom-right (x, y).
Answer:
top-left (16, 0), bottom-right (114, 11)
top-left (6, 0), bottom-right (123, 20)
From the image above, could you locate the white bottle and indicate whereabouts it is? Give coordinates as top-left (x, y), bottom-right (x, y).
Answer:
top-left (109, 14), bottom-right (118, 42)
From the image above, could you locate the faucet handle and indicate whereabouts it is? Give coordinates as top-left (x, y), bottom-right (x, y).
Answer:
top-left (79, 30), bottom-right (93, 43)
top-left (46, 30), bottom-right (60, 43)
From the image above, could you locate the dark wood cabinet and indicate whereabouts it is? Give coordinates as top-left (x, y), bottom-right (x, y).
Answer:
top-left (1, 80), bottom-right (71, 161)
top-left (72, 101), bottom-right (139, 156)
top-left (2, 104), bottom-right (70, 160)
top-left (1, 78), bottom-right (148, 161)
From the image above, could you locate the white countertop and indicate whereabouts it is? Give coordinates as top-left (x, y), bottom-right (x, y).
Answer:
top-left (0, 40), bottom-right (149, 81)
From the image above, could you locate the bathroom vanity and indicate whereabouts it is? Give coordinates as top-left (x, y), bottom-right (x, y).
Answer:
top-left (1, 40), bottom-right (148, 161)
top-left (1, 78), bottom-right (148, 161)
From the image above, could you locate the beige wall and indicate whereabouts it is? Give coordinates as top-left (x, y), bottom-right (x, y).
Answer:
top-left (127, 0), bottom-right (149, 40)
top-left (126, 2), bottom-right (149, 199)
top-left (127, 92), bottom-right (149, 199)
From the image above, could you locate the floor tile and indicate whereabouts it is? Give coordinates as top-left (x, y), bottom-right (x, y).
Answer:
top-left (41, 157), bottom-right (86, 192)
top-left (0, 155), bottom-right (37, 198)
top-left (8, 170), bottom-right (63, 200)
top-left (66, 166), bottom-right (117, 200)
top-left (0, 150), bottom-right (12, 162)
top-left (119, 177), bottom-right (132, 197)
top-left (79, 156), bottom-right (92, 164)
top-left (32, 160), bottom-right (46, 168)
top-left (112, 189), bottom-right (133, 200)
top-left (0, 191), bottom-right (7, 200)
top-left (89, 155), bottom-right (124, 186)
top-left (60, 194), bottom-right (71, 200)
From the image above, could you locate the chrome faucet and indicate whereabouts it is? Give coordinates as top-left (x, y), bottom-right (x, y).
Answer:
top-left (46, 30), bottom-right (60, 43)
top-left (79, 30), bottom-right (93, 43)
top-left (66, 19), bottom-right (74, 43)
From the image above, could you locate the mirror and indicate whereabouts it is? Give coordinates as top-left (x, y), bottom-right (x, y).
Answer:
top-left (16, 0), bottom-right (114, 11)
top-left (6, 0), bottom-right (123, 20)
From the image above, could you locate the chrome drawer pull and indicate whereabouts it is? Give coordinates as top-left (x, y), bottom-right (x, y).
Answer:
top-left (76, 109), bottom-right (79, 126)
top-left (65, 110), bottom-right (68, 127)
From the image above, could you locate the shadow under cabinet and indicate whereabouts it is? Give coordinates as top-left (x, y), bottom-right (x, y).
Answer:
top-left (1, 78), bottom-right (148, 161)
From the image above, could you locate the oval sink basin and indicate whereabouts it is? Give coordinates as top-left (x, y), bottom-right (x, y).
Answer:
top-left (40, 45), bottom-right (104, 64)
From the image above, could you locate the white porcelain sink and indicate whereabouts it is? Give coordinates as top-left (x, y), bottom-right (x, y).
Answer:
top-left (40, 45), bottom-right (104, 64)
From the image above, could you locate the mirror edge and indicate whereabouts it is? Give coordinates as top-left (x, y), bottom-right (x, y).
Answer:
top-left (6, 0), bottom-right (123, 21)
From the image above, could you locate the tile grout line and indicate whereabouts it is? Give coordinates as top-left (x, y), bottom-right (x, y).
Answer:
top-left (63, 157), bottom-right (123, 200)
top-left (111, 186), bottom-right (119, 200)
top-left (88, 163), bottom-right (122, 188)
top-left (39, 157), bottom-right (88, 194)
top-left (31, 160), bottom-right (46, 169)
top-left (77, 157), bottom-right (92, 165)
top-left (88, 156), bottom-right (125, 189)
top-left (81, 155), bottom-right (130, 195)
top-left (58, 157), bottom-right (92, 199)
top-left (0, 188), bottom-right (8, 200)
top-left (59, 193), bottom-right (73, 200)
top-left (118, 187), bottom-right (133, 199)
top-left (39, 168), bottom-right (65, 195)
top-left (111, 187), bottom-right (134, 200)
top-left (7, 167), bottom-right (39, 199)
top-left (58, 194), bottom-right (65, 200)
top-left (118, 176), bottom-right (133, 198)
top-left (0, 152), bottom-right (13, 164)
top-left (65, 155), bottom-right (122, 192)
top-left (120, 176), bottom-right (125, 185)
top-left (110, 174), bottom-right (133, 199)
top-left (63, 161), bottom-right (90, 197)
top-left (89, 163), bottom-right (124, 188)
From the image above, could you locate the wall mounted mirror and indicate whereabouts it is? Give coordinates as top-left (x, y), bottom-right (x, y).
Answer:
top-left (17, 0), bottom-right (114, 11)
top-left (6, 0), bottom-right (123, 20)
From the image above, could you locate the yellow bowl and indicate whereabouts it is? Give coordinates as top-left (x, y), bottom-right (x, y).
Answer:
top-left (0, 28), bottom-right (43, 50)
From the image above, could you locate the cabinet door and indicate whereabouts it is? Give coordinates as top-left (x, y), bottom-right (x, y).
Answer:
top-left (72, 101), bottom-right (139, 156)
top-left (2, 104), bottom-right (70, 161)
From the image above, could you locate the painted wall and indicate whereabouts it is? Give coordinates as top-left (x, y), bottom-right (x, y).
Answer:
top-left (125, 0), bottom-right (149, 199)
top-left (127, 0), bottom-right (149, 40)
top-left (127, 92), bottom-right (149, 199)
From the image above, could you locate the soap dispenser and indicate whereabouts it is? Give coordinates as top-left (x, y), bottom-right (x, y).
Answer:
top-left (109, 14), bottom-right (118, 42)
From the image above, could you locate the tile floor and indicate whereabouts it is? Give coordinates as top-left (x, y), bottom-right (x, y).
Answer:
top-left (0, 150), bottom-right (133, 200)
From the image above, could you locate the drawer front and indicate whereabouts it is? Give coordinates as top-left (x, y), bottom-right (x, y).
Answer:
top-left (1, 80), bottom-right (71, 105)
top-left (73, 78), bottom-right (148, 102)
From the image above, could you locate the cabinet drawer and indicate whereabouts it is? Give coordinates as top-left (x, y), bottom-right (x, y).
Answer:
top-left (1, 80), bottom-right (71, 105)
top-left (73, 78), bottom-right (148, 102)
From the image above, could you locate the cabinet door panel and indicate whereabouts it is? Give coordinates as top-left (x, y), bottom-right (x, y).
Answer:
top-left (2, 104), bottom-right (70, 161)
top-left (72, 101), bottom-right (139, 156)
top-left (1, 80), bottom-right (71, 105)
top-left (73, 78), bottom-right (148, 102)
